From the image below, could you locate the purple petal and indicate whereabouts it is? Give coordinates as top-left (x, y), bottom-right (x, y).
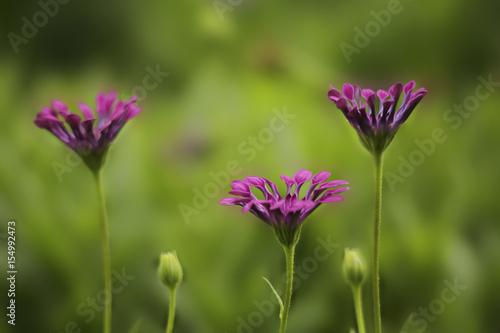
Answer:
top-left (317, 180), bottom-right (349, 190)
top-left (333, 97), bottom-right (351, 116)
top-left (321, 187), bottom-right (350, 196)
top-left (230, 180), bottom-right (249, 192)
top-left (81, 119), bottom-right (97, 143)
top-left (388, 83), bottom-right (403, 99)
top-left (311, 171), bottom-right (330, 184)
top-left (219, 197), bottom-right (247, 205)
top-left (317, 196), bottom-right (344, 203)
top-left (328, 88), bottom-right (341, 102)
top-left (228, 190), bottom-right (252, 197)
top-left (51, 100), bottom-right (69, 116)
top-left (392, 94), bottom-right (426, 128)
top-left (366, 93), bottom-right (377, 123)
top-left (78, 103), bottom-right (95, 120)
top-left (244, 176), bottom-right (266, 187)
top-left (242, 201), bottom-right (255, 212)
top-left (293, 169), bottom-right (312, 185)
top-left (353, 85), bottom-right (362, 107)
top-left (280, 174), bottom-right (294, 185)
top-left (65, 113), bottom-right (84, 140)
top-left (125, 105), bottom-right (141, 121)
top-left (290, 200), bottom-right (315, 212)
top-left (404, 81), bottom-right (416, 93)
top-left (412, 87), bottom-right (427, 97)
top-left (104, 91), bottom-right (118, 111)
top-left (361, 89), bottom-right (375, 100)
top-left (96, 93), bottom-right (107, 114)
top-left (342, 83), bottom-right (354, 100)
top-left (269, 199), bottom-right (284, 211)
top-left (111, 101), bottom-right (125, 120)
top-left (39, 106), bottom-right (58, 118)
top-left (34, 117), bottom-right (60, 129)
top-left (377, 90), bottom-right (389, 101)
top-left (379, 100), bottom-right (394, 128)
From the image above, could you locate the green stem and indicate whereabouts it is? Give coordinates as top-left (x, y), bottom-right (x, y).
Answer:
top-left (352, 286), bottom-right (366, 333)
top-left (372, 152), bottom-right (384, 333)
top-left (94, 170), bottom-right (112, 333)
top-left (166, 288), bottom-right (177, 333)
top-left (279, 244), bottom-right (295, 333)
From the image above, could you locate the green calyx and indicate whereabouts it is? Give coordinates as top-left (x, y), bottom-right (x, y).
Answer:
top-left (273, 224), bottom-right (302, 248)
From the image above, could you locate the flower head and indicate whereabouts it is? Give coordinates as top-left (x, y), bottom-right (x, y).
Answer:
top-left (158, 251), bottom-right (183, 290)
top-left (343, 248), bottom-right (365, 288)
top-left (34, 92), bottom-right (141, 172)
top-left (328, 81), bottom-right (427, 155)
top-left (220, 170), bottom-right (349, 247)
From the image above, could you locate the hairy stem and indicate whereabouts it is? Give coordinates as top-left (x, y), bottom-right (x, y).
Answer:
top-left (95, 170), bottom-right (112, 333)
top-left (279, 244), bottom-right (296, 333)
top-left (372, 152), bottom-right (384, 333)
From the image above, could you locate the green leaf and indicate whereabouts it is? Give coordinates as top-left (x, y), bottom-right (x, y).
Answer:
top-left (262, 277), bottom-right (283, 319)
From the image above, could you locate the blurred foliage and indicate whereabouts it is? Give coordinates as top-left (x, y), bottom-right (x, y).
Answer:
top-left (0, 0), bottom-right (499, 332)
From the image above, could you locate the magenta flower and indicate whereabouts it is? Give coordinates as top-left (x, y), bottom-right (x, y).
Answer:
top-left (220, 169), bottom-right (349, 247)
top-left (328, 81), bottom-right (427, 154)
top-left (34, 92), bottom-right (141, 172)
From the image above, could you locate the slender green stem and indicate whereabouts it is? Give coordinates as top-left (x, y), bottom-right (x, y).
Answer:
top-left (166, 288), bottom-right (177, 333)
top-left (372, 152), bottom-right (384, 333)
top-left (279, 244), bottom-right (295, 333)
top-left (94, 170), bottom-right (112, 333)
top-left (352, 286), bottom-right (366, 333)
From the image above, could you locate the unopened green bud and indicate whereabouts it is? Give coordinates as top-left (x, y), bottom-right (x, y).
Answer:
top-left (343, 248), bottom-right (365, 288)
top-left (158, 251), bottom-right (183, 290)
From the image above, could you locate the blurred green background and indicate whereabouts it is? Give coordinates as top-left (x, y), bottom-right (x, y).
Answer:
top-left (1, 0), bottom-right (499, 332)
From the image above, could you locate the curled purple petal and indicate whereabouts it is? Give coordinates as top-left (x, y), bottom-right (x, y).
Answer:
top-left (311, 171), bottom-right (331, 185)
top-left (78, 103), bottom-right (95, 120)
top-left (293, 169), bottom-right (312, 185)
top-left (51, 100), bottom-right (69, 116)
top-left (231, 180), bottom-right (250, 192)
top-left (328, 88), bottom-right (342, 102)
top-left (404, 81), bottom-right (416, 93)
top-left (280, 174), bottom-right (294, 185)
top-left (342, 83), bottom-right (355, 101)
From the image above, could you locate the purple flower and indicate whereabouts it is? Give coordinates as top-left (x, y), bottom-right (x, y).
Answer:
top-left (34, 92), bottom-right (141, 172)
top-left (328, 81), bottom-right (427, 154)
top-left (220, 170), bottom-right (349, 247)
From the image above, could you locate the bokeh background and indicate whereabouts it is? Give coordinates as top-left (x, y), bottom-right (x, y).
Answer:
top-left (1, 0), bottom-right (499, 332)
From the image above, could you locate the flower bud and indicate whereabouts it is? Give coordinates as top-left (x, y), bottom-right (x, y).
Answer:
top-left (158, 251), bottom-right (183, 290)
top-left (343, 248), bottom-right (365, 288)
